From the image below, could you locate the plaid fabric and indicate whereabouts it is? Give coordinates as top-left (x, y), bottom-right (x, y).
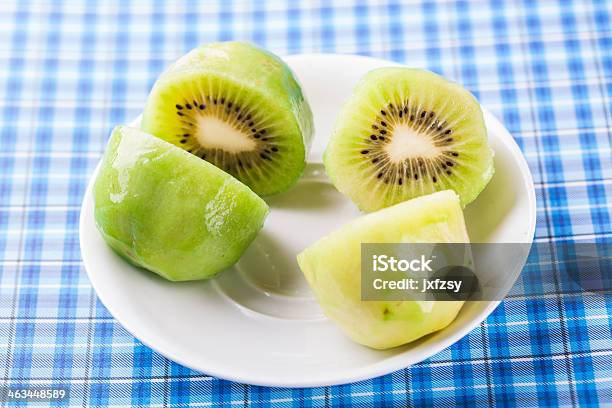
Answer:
top-left (0, 0), bottom-right (611, 406)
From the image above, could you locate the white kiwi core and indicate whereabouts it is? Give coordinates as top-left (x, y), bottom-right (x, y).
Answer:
top-left (384, 124), bottom-right (440, 162)
top-left (196, 115), bottom-right (256, 153)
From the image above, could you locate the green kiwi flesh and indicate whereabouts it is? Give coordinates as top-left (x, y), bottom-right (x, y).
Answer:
top-left (94, 126), bottom-right (269, 281)
top-left (324, 68), bottom-right (494, 212)
top-left (141, 41), bottom-right (314, 196)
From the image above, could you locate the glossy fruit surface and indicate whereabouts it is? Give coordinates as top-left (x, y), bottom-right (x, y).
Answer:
top-left (94, 126), bottom-right (269, 281)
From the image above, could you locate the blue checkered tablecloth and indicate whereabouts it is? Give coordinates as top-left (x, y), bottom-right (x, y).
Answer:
top-left (0, 0), bottom-right (611, 406)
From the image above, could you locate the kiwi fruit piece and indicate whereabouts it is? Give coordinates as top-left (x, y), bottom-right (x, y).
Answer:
top-left (324, 68), bottom-right (494, 212)
top-left (141, 41), bottom-right (314, 196)
top-left (297, 190), bottom-right (468, 349)
top-left (94, 126), bottom-right (269, 281)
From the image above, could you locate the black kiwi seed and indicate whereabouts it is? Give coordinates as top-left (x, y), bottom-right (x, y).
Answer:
top-left (377, 173), bottom-right (383, 179)
top-left (445, 129), bottom-right (452, 134)
top-left (398, 178), bottom-right (403, 185)
top-left (177, 112), bottom-right (184, 116)
top-left (420, 111), bottom-right (426, 118)
top-left (372, 158), bottom-right (379, 163)
top-left (381, 110), bottom-right (387, 116)
top-left (271, 147), bottom-right (278, 152)
top-left (176, 104), bottom-right (183, 110)
top-left (380, 130), bottom-right (387, 135)
top-left (199, 104), bottom-right (205, 110)
top-left (372, 125), bottom-right (378, 130)
top-left (381, 121), bottom-right (387, 127)
top-left (180, 139), bottom-right (187, 144)
top-left (361, 150), bottom-right (369, 154)
top-left (186, 103), bottom-right (192, 109)
top-left (452, 152), bottom-right (459, 156)
top-left (370, 135), bottom-right (378, 140)
top-left (404, 107), bottom-right (408, 114)
top-left (432, 176), bottom-right (437, 183)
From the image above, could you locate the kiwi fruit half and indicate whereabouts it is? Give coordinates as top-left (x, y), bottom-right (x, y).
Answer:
top-left (141, 41), bottom-right (314, 196)
top-left (324, 68), bottom-right (494, 212)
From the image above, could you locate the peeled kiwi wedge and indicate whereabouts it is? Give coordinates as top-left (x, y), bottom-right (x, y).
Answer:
top-left (324, 68), bottom-right (494, 212)
top-left (94, 126), bottom-right (269, 281)
top-left (141, 41), bottom-right (314, 196)
top-left (297, 190), bottom-right (468, 349)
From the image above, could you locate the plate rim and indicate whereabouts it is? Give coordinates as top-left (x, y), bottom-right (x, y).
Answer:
top-left (79, 53), bottom-right (537, 388)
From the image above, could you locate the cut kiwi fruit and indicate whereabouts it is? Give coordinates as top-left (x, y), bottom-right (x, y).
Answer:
top-left (324, 68), bottom-right (494, 212)
top-left (141, 41), bottom-right (314, 196)
top-left (297, 190), bottom-right (468, 349)
top-left (94, 126), bottom-right (269, 281)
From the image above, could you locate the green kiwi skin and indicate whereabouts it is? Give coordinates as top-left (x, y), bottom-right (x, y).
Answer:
top-left (324, 67), bottom-right (494, 212)
top-left (94, 126), bottom-right (269, 281)
top-left (141, 41), bottom-right (314, 197)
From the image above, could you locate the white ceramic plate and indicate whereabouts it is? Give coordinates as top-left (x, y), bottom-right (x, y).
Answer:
top-left (80, 54), bottom-right (536, 388)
